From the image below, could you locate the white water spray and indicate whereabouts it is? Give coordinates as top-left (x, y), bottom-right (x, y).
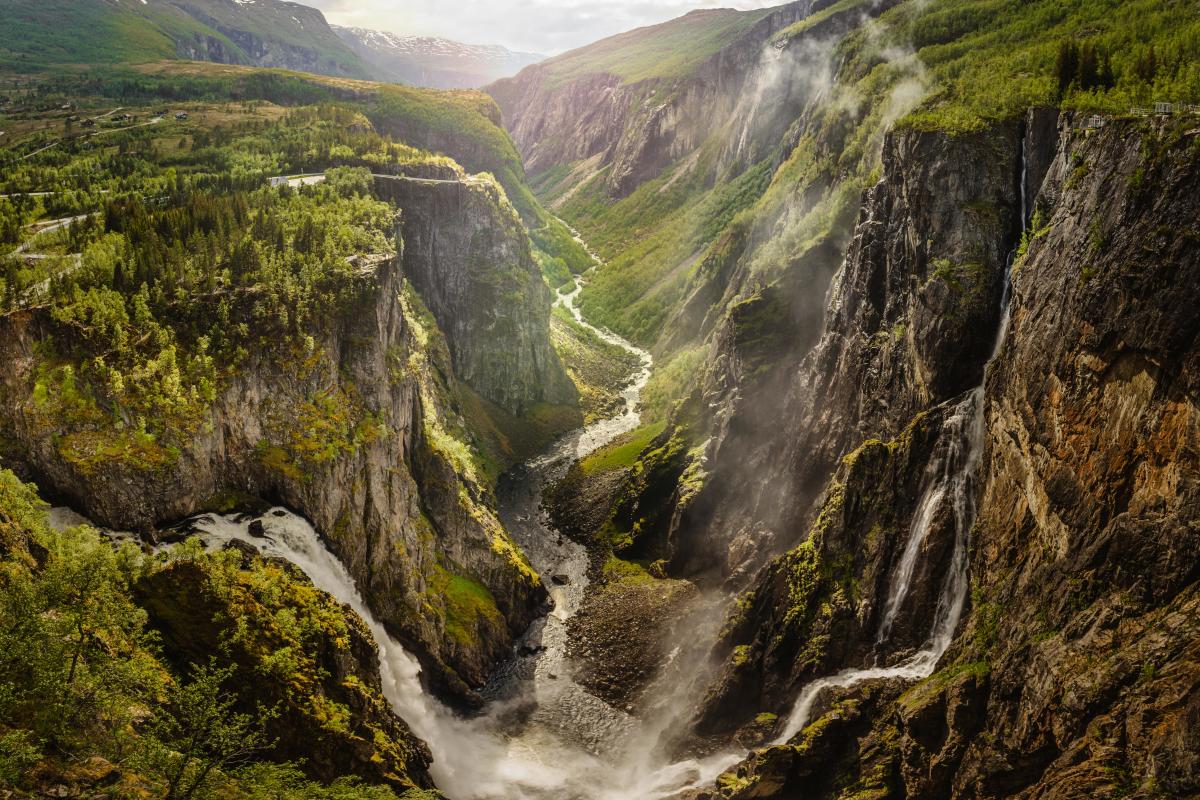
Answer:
top-left (156, 260), bottom-right (740, 799)
top-left (775, 134), bottom-right (1029, 744)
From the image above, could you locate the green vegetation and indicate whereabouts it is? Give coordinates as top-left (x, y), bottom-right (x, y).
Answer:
top-left (889, 0), bottom-right (1200, 132)
top-left (581, 422), bottom-right (667, 476)
top-left (538, 8), bottom-right (775, 88)
top-left (562, 153), bottom-right (776, 345)
top-left (549, 304), bottom-right (642, 422)
top-left (0, 0), bottom-right (369, 78)
top-left (3, 112), bottom-right (400, 468)
top-left (0, 469), bottom-right (429, 797)
top-left (428, 566), bottom-right (504, 648)
top-left (0, 0), bottom-right (177, 66)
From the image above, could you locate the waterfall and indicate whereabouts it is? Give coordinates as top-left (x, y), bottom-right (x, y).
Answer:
top-left (775, 133), bottom-right (1029, 744)
top-left (184, 510), bottom-right (595, 799)
top-left (174, 271), bottom-right (740, 799)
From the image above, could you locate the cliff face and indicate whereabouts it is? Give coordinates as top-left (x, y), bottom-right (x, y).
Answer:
top-left (0, 181), bottom-right (562, 707)
top-left (487, 2), bottom-right (814, 199)
top-left (670, 125), bottom-right (1022, 585)
top-left (165, 0), bottom-right (369, 78)
top-left (374, 175), bottom-right (576, 415)
top-left (700, 114), bottom-right (1200, 799)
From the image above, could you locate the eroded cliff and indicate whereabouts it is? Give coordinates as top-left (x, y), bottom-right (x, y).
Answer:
top-left (700, 112), bottom-right (1200, 800)
top-left (0, 176), bottom-right (568, 708)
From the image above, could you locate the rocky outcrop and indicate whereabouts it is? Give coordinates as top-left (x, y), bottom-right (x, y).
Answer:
top-left (135, 554), bottom-right (435, 791)
top-left (694, 408), bottom-right (951, 739)
top-left (700, 113), bottom-right (1200, 799)
top-left (669, 124), bottom-right (1022, 586)
top-left (374, 175), bottom-right (576, 415)
top-left (0, 189), bottom-right (558, 707)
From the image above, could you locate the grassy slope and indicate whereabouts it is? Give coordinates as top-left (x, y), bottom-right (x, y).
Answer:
top-left (0, 0), bottom-right (369, 78)
top-left (538, 7), bottom-right (776, 87)
top-left (542, 0), bottom-right (1200, 349)
top-left (0, 0), bottom-right (177, 65)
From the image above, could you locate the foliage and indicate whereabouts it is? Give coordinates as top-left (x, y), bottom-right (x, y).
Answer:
top-left (141, 660), bottom-right (272, 800)
top-left (0, 471), bottom-right (162, 764)
top-left (0, 470), bottom-right (424, 796)
top-left (891, 0), bottom-right (1200, 132)
top-left (536, 7), bottom-right (776, 87)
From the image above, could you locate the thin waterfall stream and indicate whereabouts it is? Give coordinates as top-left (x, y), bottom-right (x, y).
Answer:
top-left (775, 135), bottom-right (1029, 744)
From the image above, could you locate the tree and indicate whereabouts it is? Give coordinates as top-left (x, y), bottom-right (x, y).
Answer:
top-left (143, 661), bottom-right (273, 800)
top-left (1134, 46), bottom-right (1160, 84)
top-left (1056, 40), bottom-right (1079, 98)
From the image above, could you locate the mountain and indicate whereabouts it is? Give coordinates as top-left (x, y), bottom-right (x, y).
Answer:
top-left (3, 0), bottom-right (1200, 798)
top-left (0, 0), bottom-right (370, 77)
top-left (333, 26), bottom-right (543, 89)
top-left (495, 0), bottom-right (1200, 795)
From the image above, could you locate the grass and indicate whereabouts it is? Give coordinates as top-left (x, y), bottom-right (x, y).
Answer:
top-left (0, 1), bottom-right (176, 66)
top-left (601, 554), bottom-right (655, 585)
top-left (435, 567), bottom-right (504, 648)
top-left (0, 0), bottom-right (369, 78)
top-left (581, 422), bottom-right (667, 476)
top-left (537, 8), bottom-right (777, 88)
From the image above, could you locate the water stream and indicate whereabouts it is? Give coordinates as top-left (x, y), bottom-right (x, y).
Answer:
top-left (774, 135), bottom-right (1029, 744)
top-left (114, 268), bottom-right (737, 798)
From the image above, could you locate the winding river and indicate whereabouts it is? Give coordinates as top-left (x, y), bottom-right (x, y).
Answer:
top-left (84, 270), bottom-right (736, 798)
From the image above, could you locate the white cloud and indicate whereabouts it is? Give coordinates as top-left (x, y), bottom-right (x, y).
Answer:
top-left (307, 0), bottom-right (782, 55)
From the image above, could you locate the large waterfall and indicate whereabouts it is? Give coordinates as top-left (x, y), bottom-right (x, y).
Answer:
top-left (774, 135), bottom-right (1029, 744)
top-left (174, 272), bottom-right (737, 799)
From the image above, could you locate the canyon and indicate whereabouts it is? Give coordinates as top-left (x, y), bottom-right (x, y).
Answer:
top-left (0, 0), bottom-right (1198, 799)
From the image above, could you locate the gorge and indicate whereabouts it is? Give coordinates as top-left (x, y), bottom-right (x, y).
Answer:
top-left (1, 1), bottom-right (1199, 799)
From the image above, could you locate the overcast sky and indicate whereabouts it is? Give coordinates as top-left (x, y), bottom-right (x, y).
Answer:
top-left (306, 0), bottom-right (782, 55)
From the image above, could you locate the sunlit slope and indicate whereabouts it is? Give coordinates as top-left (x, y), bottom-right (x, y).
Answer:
top-left (0, 0), bottom-right (369, 78)
top-left (535, 6), bottom-right (779, 87)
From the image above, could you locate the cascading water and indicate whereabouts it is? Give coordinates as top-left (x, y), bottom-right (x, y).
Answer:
top-left (775, 133), bottom-right (1029, 744)
top-left (151, 261), bottom-right (737, 799)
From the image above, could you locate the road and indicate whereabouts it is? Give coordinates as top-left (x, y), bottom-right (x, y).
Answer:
top-left (15, 115), bottom-right (164, 162)
top-left (13, 213), bottom-right (93, 255)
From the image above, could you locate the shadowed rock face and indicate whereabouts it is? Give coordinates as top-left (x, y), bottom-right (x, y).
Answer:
top-left (0, 179), bottom-right (566, 708)
top-left (697, 113), bottom-right (1200, 799)
top-left (374, 175), bottom-right (576, 415)
top-left (670, 124), bottom-right (1023, 587)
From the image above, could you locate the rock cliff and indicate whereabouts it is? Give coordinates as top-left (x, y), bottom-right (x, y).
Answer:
top-left (374, 175), bottom-right (577, 415)
top-left (487, 2), bottom-right (815, 199)
top-left (0, 179), bottom-right (566, 708)
top-left (699, 112), bottom-right (1200, 799)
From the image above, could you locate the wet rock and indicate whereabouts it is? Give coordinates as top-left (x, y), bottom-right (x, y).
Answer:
top-left (247, 519), bottom-right (267, 538)
top-left (551, 573), bottom-right (571, 585)
top-left (222, 538), bottom-right (261, 566)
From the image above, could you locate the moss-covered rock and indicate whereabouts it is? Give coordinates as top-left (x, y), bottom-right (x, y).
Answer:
top-left (135, 552), bottom-right (435, 792)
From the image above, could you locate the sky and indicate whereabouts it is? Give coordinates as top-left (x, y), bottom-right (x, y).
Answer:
top-left (305, 0), bottom-right (783, 55)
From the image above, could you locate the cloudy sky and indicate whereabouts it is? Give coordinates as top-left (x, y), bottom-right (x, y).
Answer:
top-left (306, 0), bottom-right (782, 55)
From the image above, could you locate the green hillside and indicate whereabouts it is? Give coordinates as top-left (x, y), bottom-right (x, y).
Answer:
top-left (0, 0), bottom-right (369, 78)
top-left (539, 7), bottom-right (778, 87)
top-left (0, 0), bottom-right (177, 65)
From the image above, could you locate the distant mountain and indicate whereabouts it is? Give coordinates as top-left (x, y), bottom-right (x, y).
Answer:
top-left (0, 0), bottom-right (370, 78)
top-left (333, 26), bottom-right (543, 89)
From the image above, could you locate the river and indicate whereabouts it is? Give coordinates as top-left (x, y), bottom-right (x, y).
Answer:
top-left (89, 271), bottom-right (736, 798)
